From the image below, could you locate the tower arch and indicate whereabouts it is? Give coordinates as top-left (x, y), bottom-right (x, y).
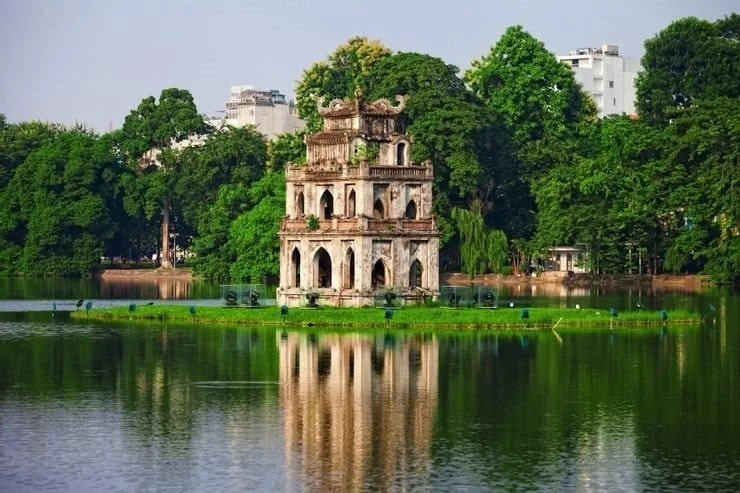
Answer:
top-left (313, 247), bottom-right (332, 288)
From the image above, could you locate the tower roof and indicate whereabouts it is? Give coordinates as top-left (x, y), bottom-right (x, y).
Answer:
top-left (314, 89), bottom-right (405, 118)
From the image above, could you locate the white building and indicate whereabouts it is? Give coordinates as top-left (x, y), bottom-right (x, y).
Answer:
top-left (558, 44), bottom-right (641, 118)
top-left (210, 85), bottom-right (304, 139)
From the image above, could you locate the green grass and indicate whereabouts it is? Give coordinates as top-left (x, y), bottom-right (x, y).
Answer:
top-left (72, 304), bottom-right (701, 330)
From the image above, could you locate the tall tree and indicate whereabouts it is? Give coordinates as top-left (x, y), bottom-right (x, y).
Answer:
top-left (465, 25), bottom-right (596, 166)
top-left (636, 14), bottom-right (740, 124)
top-left (119, 88), bottom-right (207, 268)
top-left (366, 52), bottom-right (510, 249)
top-left (296, 37), bottom-right (391, 132)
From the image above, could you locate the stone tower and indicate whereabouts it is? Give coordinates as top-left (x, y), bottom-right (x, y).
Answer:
top-left (278, 91), bottom-right (439, 307)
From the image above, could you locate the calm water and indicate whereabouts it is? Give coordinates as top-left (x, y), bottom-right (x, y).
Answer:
top-left (0, 279), bottom-right (738, 491)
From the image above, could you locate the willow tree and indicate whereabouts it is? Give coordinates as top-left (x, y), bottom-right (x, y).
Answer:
top-left (452, 201), bottom-right (508, 277)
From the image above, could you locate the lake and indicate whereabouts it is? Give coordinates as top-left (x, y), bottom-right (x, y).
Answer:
top-left (0, 278), bottom-right (738, 491)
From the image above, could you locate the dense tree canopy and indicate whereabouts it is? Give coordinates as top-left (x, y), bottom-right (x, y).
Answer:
top-left (0, 129), bottom-right (125, 275)
top-left (636, 14), bottom-right (740, 124)
top-left (1, 15), bottom-right (737, 283)
top-left (465, 25), bottom-right (596, 160)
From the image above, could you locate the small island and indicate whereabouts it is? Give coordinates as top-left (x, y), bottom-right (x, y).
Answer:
top-left (73, 304), bottom-right (700, 330)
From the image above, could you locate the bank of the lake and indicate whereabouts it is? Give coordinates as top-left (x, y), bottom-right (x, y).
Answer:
top-left (74, 304), bottom-right (701, 329)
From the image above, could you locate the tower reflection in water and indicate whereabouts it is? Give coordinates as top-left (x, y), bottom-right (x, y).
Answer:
top-left (278, 331), bottom-right (438, 491)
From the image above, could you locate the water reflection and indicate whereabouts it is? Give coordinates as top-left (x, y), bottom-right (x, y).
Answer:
top-left (279, 331), bottom-right (438, 491)
top-left (100, 278), bottom-right (193, 299)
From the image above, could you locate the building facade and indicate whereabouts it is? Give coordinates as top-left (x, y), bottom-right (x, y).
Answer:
top-left (211, 85), bottom-right (304, 139)
top-left (278, 92), bottom-right (440, 307)
top-left (558, 44), bottom-right (641, 118)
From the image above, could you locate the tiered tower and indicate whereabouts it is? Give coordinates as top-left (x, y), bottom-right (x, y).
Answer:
top-left (278, 91), bottom-right (439, 307)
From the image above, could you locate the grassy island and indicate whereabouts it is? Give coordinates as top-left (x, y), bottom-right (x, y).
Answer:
top-left (72, 304), bottom-right (701, 330)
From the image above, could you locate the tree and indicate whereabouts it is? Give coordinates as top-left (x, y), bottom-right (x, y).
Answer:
top-left (365, 52), bottom-right (512, 254)
top-left (268, 131), bottom-right (306, 171)
top-left (0, 119), bottom-right (60, 190)
top-left (465, 25), bottom-right (596, 163)
top-left (189, 183), bottom-right (250, 279)
top-left (465, 26), bottom-right (596, 256)
top-left (229, 172), bottom-right (286, 281)
top-left (531, 116), bottom-right (672, 274)
top-left (451, 201), bottom-right (508, 277)
top-left (636, 14), bottom-right (740, 124)
top-left (119, 88), bottom-right (207, 268)
top-left (176, 125), bottom-right (268, 235)
top-left (0, 130), bottom-right (124, 275)
top-left (664, 97), bottom-right (740, 281)
top-left (296, 37), bottom-right (391, 132)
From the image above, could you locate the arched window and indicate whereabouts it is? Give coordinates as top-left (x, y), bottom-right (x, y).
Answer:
top-left (373, 199), bottom-right (384, 219)
top-left (372, 259), bottom-right (386, 289)
top-left (405, 200), bottom-right (417, 219)
top-left (347, 189), bottom-right (356, 217)
top-left (320, 190), bottom-right (333, 219)
top-left (314, 248), bottom-right (332, 288)
top-left (397, 142), bottom-right (406, 166)
top-left (344, 248), bottom-right (355, 289)
top-left (291, 248), bottom-right (301, 287)
top-left (296, 192), bottom-right (305, 217)
top-left (409, 259), bottom-right (423, 288)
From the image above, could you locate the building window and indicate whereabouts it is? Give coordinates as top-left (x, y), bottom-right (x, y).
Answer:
top-left (373, 199), bottom-right (384, 219)
top-left (291, 248), bottom-right (301, 287)
top-left (613, 98), bottom-right (617, 106)
top-left (296, 192), bottom-right (304, 217)
top-left (344, 248), bottom-right (355, 289)
top-left (572, 59), bottom-right (579, 67)
top-left (608, 81), bottom-right (614, 88)
top-left (372, 260), bottom-right (386, 289)
top-left (409, 259), bottom-right (423, 288)
top-left (320, 190), bottom-right (333, 219)
top-left (314, 248), bottom-right (332, 288)
top-left (397, 142), bottom-right (406, 166)
top-left (405, 200), bottom-right (417, 220)
top-left (346, 189), bottom-right (356, 217)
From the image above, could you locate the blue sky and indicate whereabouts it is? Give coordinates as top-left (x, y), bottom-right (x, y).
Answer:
top-left (1, 0), bottom-right (735, 132)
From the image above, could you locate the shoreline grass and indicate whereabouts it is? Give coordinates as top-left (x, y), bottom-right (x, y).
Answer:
top-left (71, 304), bottom-right (702, 330)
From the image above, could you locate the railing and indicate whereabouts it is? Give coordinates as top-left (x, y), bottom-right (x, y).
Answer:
top-left (369, 166), bottom-right (431, 179)
top-left (282, 216), bottom-right (435, 233)
top-left (285, 163), bottom-right (432, 181)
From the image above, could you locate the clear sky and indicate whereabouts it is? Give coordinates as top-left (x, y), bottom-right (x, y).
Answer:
top-left (1, 0), bottom-right (735, 132)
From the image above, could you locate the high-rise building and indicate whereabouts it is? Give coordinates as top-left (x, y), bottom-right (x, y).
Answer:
top-left (558, 44), bottom-right (641, 118)
top-left (212, 85), bottom-right (304, 139)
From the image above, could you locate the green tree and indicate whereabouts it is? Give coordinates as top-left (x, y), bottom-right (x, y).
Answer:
top-left (636, 14), bottom-right (740, 124)
top-left (0, 130), bottom-right (124, 275)
top-left (664, 97), bottom-right (740, 281)
top-left (268, 131), bottom-right (306, 171)
top-left (532, 116), bottom-right (673, 274)
top-left (296, 37), bottom-right (391, 132)
top-left (176, 125), bottom-right (268, 237)
top-left (0, 119), bottom-right (60, 190)
top-left (189, 183), bottom-right (250, 279)
top-left (119, 88), bottom-right (207, 268)
top-left (465, 25), bottom-right (596, 166)
top-left (229, 172), bottom-right (286, 281)
top-left (365, 52), bottom-right (511, 253)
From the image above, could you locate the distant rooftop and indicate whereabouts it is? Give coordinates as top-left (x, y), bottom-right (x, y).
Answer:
top-left (563, 44), bottom-right (620, 57)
